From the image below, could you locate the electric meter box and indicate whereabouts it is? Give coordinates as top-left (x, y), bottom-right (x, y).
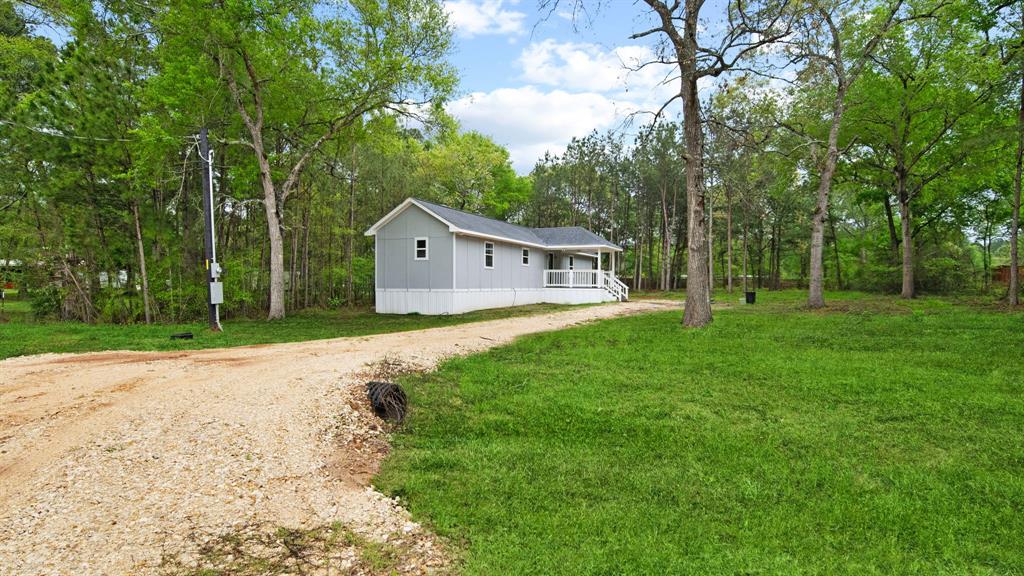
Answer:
top-left (209, 281), bottom-right (224, 305)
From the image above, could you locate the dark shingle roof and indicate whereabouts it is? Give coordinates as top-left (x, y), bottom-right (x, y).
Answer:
top-left (415, 199), bottom-right (545, 246)
top-left (413, 199), bottom-right (619, 250)
top-left (532, 227), bottom-right (619, 249)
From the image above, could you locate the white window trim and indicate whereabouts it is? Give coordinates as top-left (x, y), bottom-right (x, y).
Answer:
top-left (414, 237), bottom-right (429, 261)
top-left (521, 248), bottom-right (530, 266)
top-left (569, 256), bottom-right (574, 270)
top-left (484, 242), bottom-right (494, 269)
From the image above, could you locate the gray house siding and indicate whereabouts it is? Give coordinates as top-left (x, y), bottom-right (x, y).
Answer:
top-left (549, 252), bottom-right (596, 270)
top-left (455, 235), bottom-right (544, 290)
top-left (376, 204), bottom-right (453, 290)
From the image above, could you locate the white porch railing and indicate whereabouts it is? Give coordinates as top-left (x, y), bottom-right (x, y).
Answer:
top-left (544, 269), bottom-right (600, 288)
top-left (543, 269), bottom-right (629, 301)
top-left (602, 272), bottom-right (630, 302)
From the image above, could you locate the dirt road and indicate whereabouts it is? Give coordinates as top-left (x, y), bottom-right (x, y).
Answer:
top-left (0, 300), bottom-right (676, 575)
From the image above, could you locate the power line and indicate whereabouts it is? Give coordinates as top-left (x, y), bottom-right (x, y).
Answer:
top-left (0, 118), bottom-right (186, 143)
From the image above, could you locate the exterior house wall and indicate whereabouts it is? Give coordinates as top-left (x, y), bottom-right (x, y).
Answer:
top-left (375, 204), bottom-right (453, 291)
top-left (371, 201), bottom-right (623, 315)
top-left (455, 235), bottom-right (544, 290)
top-left (547, 252), bottom-right (597, 271)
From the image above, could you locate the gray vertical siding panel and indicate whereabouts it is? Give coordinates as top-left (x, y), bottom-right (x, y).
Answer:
top-left (455, 235), bottom-right (545, 289)
top-left (377, 205), bottom-right (453, 290)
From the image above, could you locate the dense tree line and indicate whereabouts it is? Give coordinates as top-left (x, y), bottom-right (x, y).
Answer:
top-left (1, 0), bottom-right (1021, 327)
top-left (530, 0), bottom-right (1022, 322)
top-left (0, 0), bottom-right (530, 323)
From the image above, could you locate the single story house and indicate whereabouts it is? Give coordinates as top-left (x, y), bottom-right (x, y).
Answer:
top-left (365, 198), bottom-right (628, 315)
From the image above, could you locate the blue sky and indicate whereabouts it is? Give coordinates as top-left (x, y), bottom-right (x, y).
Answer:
top-left (442, 0), bottom-right (684, 174)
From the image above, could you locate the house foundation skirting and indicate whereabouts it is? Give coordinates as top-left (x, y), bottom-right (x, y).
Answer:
top-left (374, 288), bottom-right (616, 315)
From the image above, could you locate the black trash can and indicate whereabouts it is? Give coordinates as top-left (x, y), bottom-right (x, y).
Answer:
top-left (745, 291), bottom-right (756, 304)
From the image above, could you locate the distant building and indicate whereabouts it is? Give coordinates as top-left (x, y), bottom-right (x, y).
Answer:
top-left (993, 264), bottom-right (1015, 284)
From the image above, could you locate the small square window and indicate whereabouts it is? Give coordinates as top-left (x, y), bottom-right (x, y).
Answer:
top-left (414, 237), bottom-right (428, 260)
top-left (522, 248), bottom-right (530, 266)
top-left (484, 242), bottom-right (494, 268)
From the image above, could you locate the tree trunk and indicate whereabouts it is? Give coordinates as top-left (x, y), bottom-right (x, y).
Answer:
top-left (828, 208), bottom-right (842, 289)
top-left (302, 199), bottom-right (310, 309)
top-left (726, 189), bottom-right (733, 293)
top-left (131, 200), bottom-right (153, 324)
top-left (263, 182), bottom-right (286, 319)
top-left (707, 186), bottom-right (714, 294)
top-left (899, 194), bottom-right (914, 298)
top-left (1010, 70), bottom-right (1023, 305)
top-left (290, 214), bottom-right (300, 309)
top-left (634, 224), bottom-right (643, 289)
top-left (660, 185), bottom-right (671, 291)
top-left (681, 78), bottom-right (711, 326)
top-left (983, 228), bottom-right (991, 291)
top-left (646, 206), bottom-right (655, 288)
top-left (808, 91), bottom-right (845, 309)
top-left (742, 202), bottom-right (749, 293)
top-left (222, 55), bottom-right (287, 320)
top-left (770, 220), bottom-right (778, 289)
top-left (347, 146), bottom-right (357, 307)
top-left (883, 194), bottom-right (900, 261)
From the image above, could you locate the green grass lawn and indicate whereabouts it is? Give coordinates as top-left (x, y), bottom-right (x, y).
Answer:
top-left (0, 302), bottom-right (582, 360)
top-left (375, 291), bottom-right (1024, 575)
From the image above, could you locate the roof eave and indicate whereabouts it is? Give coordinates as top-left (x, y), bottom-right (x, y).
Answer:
top-left (453, 230), bottom-right (548, 249)
top-left (546, 244), bottom-right (624, 252)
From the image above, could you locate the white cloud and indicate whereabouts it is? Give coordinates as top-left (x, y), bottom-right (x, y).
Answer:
top-left (447, 41), bottom-right (721, 173)
top-left (444, 0), bottom-right (525, 37)
top-left (447, 86), bottom-right (624, 172)
top-left (518, 39), bottom-right (672, 95)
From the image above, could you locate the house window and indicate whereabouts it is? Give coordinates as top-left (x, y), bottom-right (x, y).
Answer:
top-left (522, 248), bottom-right (530, 266)
top-left (414, 237), bottom-right (428, 260)
top-left (484, 242), bottom-right (494, 268)
top-left (569, 256), bottom-right (574, 270)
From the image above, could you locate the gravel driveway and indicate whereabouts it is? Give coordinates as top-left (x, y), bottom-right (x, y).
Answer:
top-left (0, 300), bottom-right (676, 575)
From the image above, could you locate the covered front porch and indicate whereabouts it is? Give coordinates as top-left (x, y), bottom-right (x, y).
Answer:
top-left (541, 249), bottom-right (629, 301)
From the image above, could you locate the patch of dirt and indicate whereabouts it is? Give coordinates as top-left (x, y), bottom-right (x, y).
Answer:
top-left (43, 350), bottom-right (192, 366)
top-left (157, 521), bottom-right (449, 576)
top-left (0, 300), bottom-right (678, 575)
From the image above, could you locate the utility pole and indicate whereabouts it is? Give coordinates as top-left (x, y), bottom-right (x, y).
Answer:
top-left (199, 128), bottom-right (223, 331)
